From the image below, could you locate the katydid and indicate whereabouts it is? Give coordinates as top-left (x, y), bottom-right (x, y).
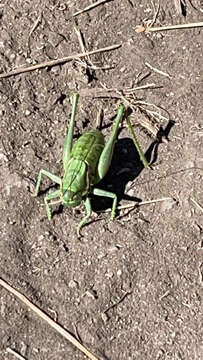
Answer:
top-left (34, 92), bottom-right (147, 236)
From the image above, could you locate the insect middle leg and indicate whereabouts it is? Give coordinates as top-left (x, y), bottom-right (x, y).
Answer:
top-left (93, 187), bottom-right (117, 220)
top-left (77, 189), bottom-right (117, 236)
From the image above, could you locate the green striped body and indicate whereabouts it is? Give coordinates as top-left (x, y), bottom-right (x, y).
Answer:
top-left (34, 93), bottom-right (131, 235)
top-left (61, 129), bottom-right (104, 207)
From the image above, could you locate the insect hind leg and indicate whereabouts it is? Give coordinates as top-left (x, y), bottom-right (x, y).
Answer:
top-left (63, 92), bottom-right (79, 169)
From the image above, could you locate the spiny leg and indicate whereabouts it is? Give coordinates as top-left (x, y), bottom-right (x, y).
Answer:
top-left (77, 197), bottom-right (92, 237)
top-left (97, 104), bottom-right (125, 180)
top-left (63, 92), bottom-right (79, 169)
top-left (125, 116), bottom-right (149, 168)
top-left (44, 189), bottom-right (61, 220)
top-left (93, 187), bottom-right (117, 221)
top-left (34, 169), bottom-right (61, 197)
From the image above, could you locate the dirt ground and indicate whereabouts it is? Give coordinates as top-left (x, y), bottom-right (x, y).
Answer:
top-left (0, 1), bottom-right (202, 360)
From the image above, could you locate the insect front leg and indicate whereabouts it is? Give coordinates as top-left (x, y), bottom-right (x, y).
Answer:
top-left (34, 169), bottom-right (61, 196)
top-left (44, 189), bottom-right (61, 220)
top-left (77, 197), bottom-right (92, 237)
top-left (93, 188), bottom-right (117, 221)
top-left (63, 92), bottom-right (79, 169)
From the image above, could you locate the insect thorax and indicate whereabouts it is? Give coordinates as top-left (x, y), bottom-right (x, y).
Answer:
top-left (71, 129), bottom-right (104, 183)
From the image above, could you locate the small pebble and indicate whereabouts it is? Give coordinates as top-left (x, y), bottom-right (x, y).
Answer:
top-left (26, 57), bottom-right (33, 64)
top-left (85, 289), bottom-right (97, 299)
top-left (25, 109), bottom-right (31, 116)
top-left (160, 198), bottom-right (177, 212)
top-left (108, 245), bottom-right (120, 252)
top-left (9, 53), bottom-right (16, 62)
top-left (97, 252), bottom-right (106, 259)
top-left (105, 271), bottom-right (114, 278)
top-left (120, 66), bottom-right (126, 72)
top-left (58, 3), bottom-right (67, 10)
top-left (117, 269), bottom-right (122, 276)
top-left (68, 280), bottom-right (78, 289)
top-left (0, 153), bottom-right (8, 162)
top-left (51, 65), bottom-right (61, 74)
top-left (101, 313), bottom-right (109, 323)
top-left (127, 188), bottom-right (135, 197)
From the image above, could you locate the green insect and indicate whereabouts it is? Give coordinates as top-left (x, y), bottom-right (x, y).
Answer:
top-left (34, 92), bottom-right (147, 236)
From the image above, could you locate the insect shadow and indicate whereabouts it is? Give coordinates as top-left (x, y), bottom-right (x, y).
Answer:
top-left (91, 118), bottom-right (175, 215)
top-left (90, 135), bottom-right (147, 214)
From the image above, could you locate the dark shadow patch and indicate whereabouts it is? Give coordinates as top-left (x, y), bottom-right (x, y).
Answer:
top-left (91, 118), bottom-right (175, 214)
top-left (91, 136), bottom-right (152, 214)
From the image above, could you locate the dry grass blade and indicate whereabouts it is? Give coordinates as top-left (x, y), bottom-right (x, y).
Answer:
top-left (74, 26), bottom-right (93, 69)
top-left (73, 0), bottom-right (112, 17)
top-left (0, 43), bottom-right (121, 79)
top-left (190, 198), bottom-right (203, 212)
top-left (80, 84), bottom-right (158, 98)
top-left (74, 26), bottom-right (87, 54)
top-left (150, 0), bottom-right (160, 27)
top-left (137, 113), bottom-right (160, 139)
top-left (136, 21), bottom-right (203, 33)
top-left (125, 83), bottom-right (157, 91)
top-left (100, 197), bottom-right (174, 212)
top-left (0, 278), bottom-right (99, 360)
top-left (80, 84), bottom-right (169, 138)
top-left (27, 11), bottom-right (42, 50)
top-left (6, 348), bottom-right (27, 360)
top-left (74, 26), bottom-right (111, 70)
top-left (145, 62), bottom-right (171, 78)
top-left (147, 22), bottom-right (203, 32)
